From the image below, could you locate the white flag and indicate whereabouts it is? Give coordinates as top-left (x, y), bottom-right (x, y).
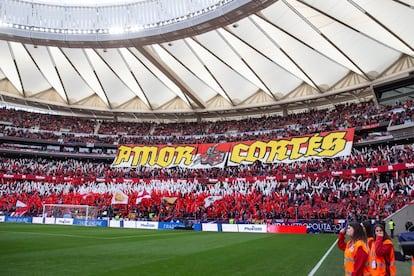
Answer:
top-left (16, 200), bottom-right (27, 208)
top-left (204, 195), bottom-right (223, 208)
top-left (136, 190), bottom-right (151, 204)
top-left (111, 190), bottom-right (128, 204)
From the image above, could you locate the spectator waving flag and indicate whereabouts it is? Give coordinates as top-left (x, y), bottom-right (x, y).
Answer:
top-left (204, 195), bottom-right (223, 208)
top-left (111, 190), bottom-right (128, 204)
top-left (136, 190), bottom-right (151, 204)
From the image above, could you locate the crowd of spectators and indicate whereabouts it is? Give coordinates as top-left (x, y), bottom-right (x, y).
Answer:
top-left (0, 99), bottom-right (413, 222)
top-left (0, 143), bottom-right (412, 179)
top-left (0, 171), bottom-right (412, 223)
top-left (0, 141), bottom-right (413, 222)
top-left (389, 100), bottom-right (414, 126)
top-left (1, 99), bottom-right (412, 146)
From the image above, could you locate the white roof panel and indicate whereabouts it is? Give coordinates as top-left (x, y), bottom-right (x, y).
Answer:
top-left (0, 41), bottom-right (23, 93)
top-left (51, 47), bottom-right (98, 105)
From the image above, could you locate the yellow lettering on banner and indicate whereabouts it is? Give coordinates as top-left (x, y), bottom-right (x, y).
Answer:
top-left (230, 131), bottom-right (349, 164)
top-left (245, 141), bottom-right (268, 162)
top-left (174, 146), bottom-right (195, 166)
top-left (266, 140), bottom-right (289, 161)
top-left (157, 147), bottom-right (175, 167)
top-left (131, 146), bottom-right (158, 166)
top-left (230, 143), bottom-right (250, 163)
top-left (113, 145), bottom-right (133, 165)
top-left (319, 132), bottom-right (346, 157)
top-left (114, 145), bottom-right (197, 167)
top-left (304, 134), bottom-right (323, 157)
top-left (289, 137), bottom-right (309, 160)
top-left (115, 130), bottom-right (350, 167)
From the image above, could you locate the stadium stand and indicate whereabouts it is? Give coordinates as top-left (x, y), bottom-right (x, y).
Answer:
top-left (0, 99), bottom-right (413, 225)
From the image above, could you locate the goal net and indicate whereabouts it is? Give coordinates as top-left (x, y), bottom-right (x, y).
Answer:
top-left (42, 204), bottom-right (100, 226)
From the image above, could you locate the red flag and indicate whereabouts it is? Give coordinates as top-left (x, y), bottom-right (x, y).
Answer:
top-left (11, 200), bottom-right (29, 216)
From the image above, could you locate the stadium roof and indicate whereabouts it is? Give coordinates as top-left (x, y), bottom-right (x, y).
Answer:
top-left (0, 0), bottom-right (413, 121)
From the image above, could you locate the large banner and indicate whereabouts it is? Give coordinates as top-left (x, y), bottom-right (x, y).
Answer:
top-left (112, 128), bottom-right (355, 168)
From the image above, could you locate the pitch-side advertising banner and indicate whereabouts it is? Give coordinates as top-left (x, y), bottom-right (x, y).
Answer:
top-left (238, 224), bottom-right (267, 233)
top-left (112, 128), bottom-right (355, 168)
top-left (136, 221), bottom-right (158, 230)
top-left (56, 218), bottom-right (73, 225)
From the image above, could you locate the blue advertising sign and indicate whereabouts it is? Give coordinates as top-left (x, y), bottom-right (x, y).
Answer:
top-left (5, 216), bottom-right (32, 223)
top-left (73, 219), bottom-right (108, 227)
top-left (158, 222), bottom-right (185, 230)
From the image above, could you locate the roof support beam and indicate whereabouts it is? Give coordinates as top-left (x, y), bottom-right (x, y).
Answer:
top-left (278, 0), bottom-right (372, 81)
top-left (216, 29), bottom-right (279, 100)
top-left (347, 0), bottom-right (414, 53)
top-left (248, 16), bottom-right (323, 94)
top-left (137, 45), bottom-right (206, 109)
top-left (7, 42), bottom-right (25, 97)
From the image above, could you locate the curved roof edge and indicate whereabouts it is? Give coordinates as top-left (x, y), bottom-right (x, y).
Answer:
top-left (0, 0), bottom-right (276, 48)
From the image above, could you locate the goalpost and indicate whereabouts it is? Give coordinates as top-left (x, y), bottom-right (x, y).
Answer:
top-left (42, 204), bottom-right (100, 226)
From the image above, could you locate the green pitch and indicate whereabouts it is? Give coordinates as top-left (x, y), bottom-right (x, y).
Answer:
top-left (0, 224), bottom-right (411, 275)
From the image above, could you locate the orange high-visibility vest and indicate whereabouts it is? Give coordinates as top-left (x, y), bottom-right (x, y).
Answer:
top-left (367, 237), bottom-right (374, 248)
top-left (369, 239), bottom-right (396, 276)
top-left (411, 256), bottom-right (414, 276)
top-left (344, 240), bottom-right (370, 276)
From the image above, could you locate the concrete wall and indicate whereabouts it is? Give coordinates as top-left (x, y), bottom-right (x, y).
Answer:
top-left (384, 202), bottom-right (414, 236)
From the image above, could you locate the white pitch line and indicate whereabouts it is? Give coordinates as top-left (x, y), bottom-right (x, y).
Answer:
top-left (308, 238), bottom-right (338, 276)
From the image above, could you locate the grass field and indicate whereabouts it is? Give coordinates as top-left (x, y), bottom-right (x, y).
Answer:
top-left (0, 224), bottom-right (411, 276)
